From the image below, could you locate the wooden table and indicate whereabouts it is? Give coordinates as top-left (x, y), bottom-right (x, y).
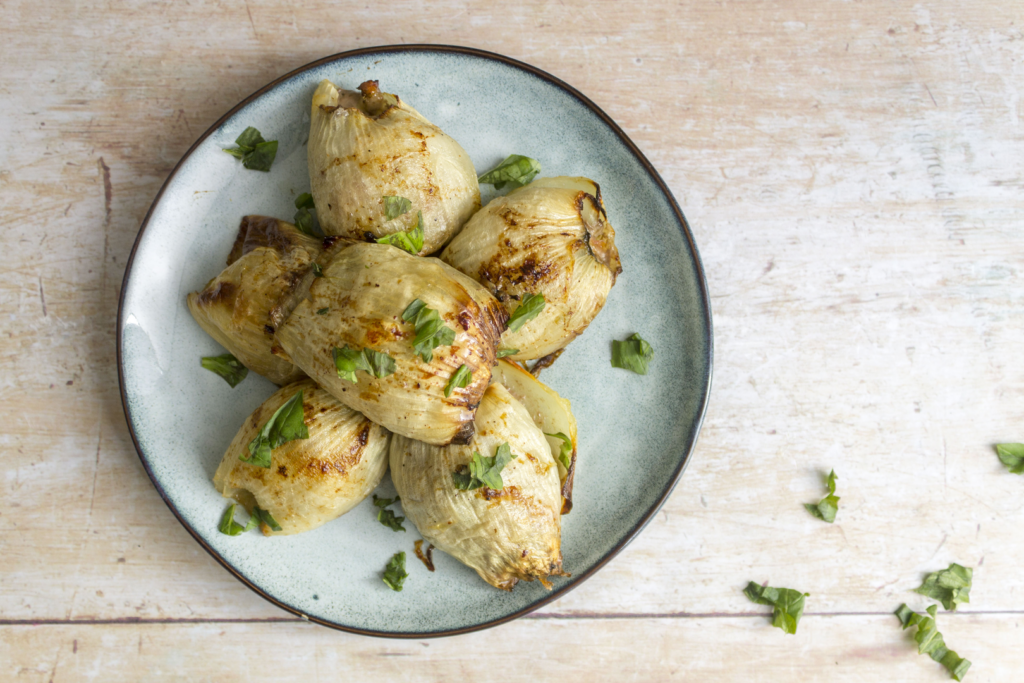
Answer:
top-left (3, 1), bottom-right (1022, 680)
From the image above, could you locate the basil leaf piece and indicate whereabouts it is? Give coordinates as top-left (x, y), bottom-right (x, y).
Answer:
top-left (242, 140), bottom-right (278, 172)
top-left (444, 365), bottom-right (472, 398)
top-left (895, 604), bottom-right (972, 680)
top-left (311, 263), bottom-right (323, 277)
top-left (373, 494), bottom-right (399, 509)
top-left (332, 345), bottom-right (397, 384)
top-left (234, 126), bottom-right (265, 150)
top-left (452, 442), bottom-right (518, 491)
top-left (382, 552), bottom-right (408, 592)
top-left (478, 154), bottom-right (541, 190)
top-left (222, 147), bottom-right (246, 159)
top-left (743, 582), bottom-right (809, 635)
top-left (377, 509), bottom-right (405, 532)
top-left (241, 390), bottom-right (309, 468)
top-left (804, 469), bottom-right (840, 523)
top-left (495, 348), bottom-right (519, 358)
top-left (376, 211), bottom-right (425, 254)
top-left (611, 332), bottom-right (654, 375)
top-left (995, 443), bottom-right (1024, 474)
top-left (402, 298), bottom-right (456, 363)
top-left (506, 293), bottom-right (545, 333)
top-left (253, 505), bottom-right (282, 532)
top-left (242, 512), bottom-right (259, 533)
top-left (914, 563), bottom-right (973, 611)
top-left (218, 504), bottom-right (247, 536)
top-left (200, 353), bottom-right (249, 388)
top-left (293, 207), bottom-right (316, 236)
top-left (545, 432), bottom-right (572, 471)
top-left (295, 192), bottom-right (315, 210)
top-left (316, 307), bottom-right (329, 315)
top-left (383, 195), bottom-right (412, 221)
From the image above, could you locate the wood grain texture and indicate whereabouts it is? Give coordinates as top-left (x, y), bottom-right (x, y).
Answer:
top-left (1, 0), bottom-right (1022, 679)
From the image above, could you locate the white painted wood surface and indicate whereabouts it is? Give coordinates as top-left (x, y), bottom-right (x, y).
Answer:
top-left (2, 0), bottom-right (1022, 680)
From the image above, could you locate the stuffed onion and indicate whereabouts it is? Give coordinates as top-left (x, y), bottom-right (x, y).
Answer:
top-left (187, 216), bottom-right (323, 385)
top-left (213, 379), bottom-right (390, 536)
top-left (390, 382), bottom-right (564, 590)
top-left (274, 242), bottom-right (507, 446)
top-left (441, 176), bottom-right (622, 361)
top-left (307, 79), bottom-right (480, 255)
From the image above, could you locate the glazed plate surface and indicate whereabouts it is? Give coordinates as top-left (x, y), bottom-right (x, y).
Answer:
top-left (118, 45), bottom-right (712, 637)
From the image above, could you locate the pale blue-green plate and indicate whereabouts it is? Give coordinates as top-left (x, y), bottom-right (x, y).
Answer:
top-left (118, 45), bottom-right (712, 637)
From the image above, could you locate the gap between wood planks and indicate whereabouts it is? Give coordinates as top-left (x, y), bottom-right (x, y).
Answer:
top-left (1, 610), bottom-right (1021, 626)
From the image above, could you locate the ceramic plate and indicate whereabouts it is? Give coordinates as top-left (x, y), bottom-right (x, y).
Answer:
top-left (118, 45), bottom-right (712, 637)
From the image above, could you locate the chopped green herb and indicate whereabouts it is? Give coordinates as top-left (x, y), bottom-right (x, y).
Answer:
top-left (241, 390), bottom-right (309, 468)
top-left (382, 552), bottom-right (408, 591)
top-left (223, 126), bottom-right (278, 172)
top-left (453, 442), bottom-right (518, 491)
top-left (914, 563), bottom-right (972, 611)
top-left (218, 504), bottom-right (249, 536)
top-left (372, 495), bottom-right (406, 532)
top-left (545, 432), bottom-right (573, 471)
top-left (200, 353), bottom-right (248, 388)
top-left (332, 345), bottom-right (397, 384)
top-left (376, 210), bottom-right (425, 254)
top-left (444, 365), bottom-right (472, 397)
top-left (316, 307), bottom-right (329, 315)
top-left (506, 293), bottom-right (545, 333)
top-left (495, 348), bottom-right (519, 358)
top-left (743, 581), bottom-right (809, 635)
top-left (295, 192), bottom-right (315, 210)
top-left (402, 298), bottom-right (456, 363)
top-left (895, 604), bottom-right (972, 680)
top-left (293, 193), bottom-right (320, 237)
top-left (478, 154), bottom-right (541, 190)
top-left (611, 332), bottom-right (654, 375)
top-left (383, 195), bottom-right (413, 221)
top-left (995, 443), bottom-right (1024, 474)
top-left (252, 505), bottom-right (283, 532)
top-left (804, 469), bottom-right (840, 523)
top-left (311, 263), bottom-right (323, 277)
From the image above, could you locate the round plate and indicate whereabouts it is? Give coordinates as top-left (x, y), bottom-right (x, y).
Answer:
top-left (118, 45), bottom-right (713, 637)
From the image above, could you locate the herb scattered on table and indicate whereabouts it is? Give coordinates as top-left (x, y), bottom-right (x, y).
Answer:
top-left (804, 469), bottom-right (840, 523)
top-left (743, 581), bottom-right (809, 634)
top-left (914, 563), bottom-right (972, 611)
top-left (895, 604), bottom-right (972, 680)
top-left (995, 443), bottom-right (1024, 474)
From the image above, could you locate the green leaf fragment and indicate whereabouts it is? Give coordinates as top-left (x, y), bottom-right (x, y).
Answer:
top-left (382, 195), bottom-right (412, 221)
top-left (506, 293), bottom-right (545, 333)
top-left (914, 563), bottom-right (972, 611)
top-left (478, 154), bottom-right (541, 190)
top-left (293, 208), bottom-right (317, 236)
top-left (495, 348), bottom-right (519, 358)
top-left (234, 126), bottom-right (265, 149)
top-left (382, 552), bottom-right (408, 592)
top-left (371, 494), bottom-right (405, 532)
top-left (444, 365), bottom-right (472, 397)
top-left (316, 307), bottom-right (329, 315)
top-left (995, 443), bottom-right (1024, 474)
top-left (311, 263), bottom-right (323, 277)
top-left (743, 581), bottom-right (809, 635)
top-left (894, 604), bottom-right (972, 680)
top-left (373, 494), bottom-right (398, 509)
top-left (402, 298), bottom-right (456, 363)
top-left (804, 469), bottom-right (840, 523)
top-left (253, 505), bottom-right (283, 532)
top-left (223, 127), bottom-right (278, 171)
top-left (545, 432), bottom-right (573, 471)
top-left (452, 442), bottom-right (518, 491)
top-left (241, 390), bottom-right (309, 468)
top-left (218, 504), bottom-right (248, 536)
top-left (295, 192), bottom-right (315, 210)
top-left (376, 211), bottom-right (425, 254)
top-left (332, 345), bottom-right (397, 384)
top-left (200, 353), bottom-right (249, 388)
top-left (610, 332), bottom-right (654, 375)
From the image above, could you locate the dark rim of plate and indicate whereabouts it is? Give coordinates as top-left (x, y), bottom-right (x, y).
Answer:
top-left (116, 44), bottom-right (714, 639)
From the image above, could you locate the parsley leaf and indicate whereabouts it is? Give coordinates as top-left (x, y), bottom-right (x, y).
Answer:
top-left (743, 582), bottom-right (809, 635)
top-left (804, 469), bottom-right (840, 523)
top-left (611, 332), bottom-right (654, 375)
top-left (222, 127), bottom-right (278, 172)
top-left (402, 299), bottom-right (456, 363)
top-left (914, 563), bottom-right (972, 611)
top-left (383, 195), bottom-right (413, 221)
top-left (495, 348), bottom-right (519, 358)
top-left (895, 604), bottom-right (972, 680)
top-left (241, 390), bottom-right (308, 468)
top-left (545, 432), bottom-right (573, 471)
top-left (218, 504), bottom-right (249, 536)
top-left (506, 293), bottom-right (545, 333)
top-left (376, 210), bottom-right (425, 254)
top-left (382, 552), bottom-right (408, 591)
top-left (200, 353), bottom-right (248, 388)
top-left (453, 442), bottom-right (518, 491)
top-left (995, 443), bottom-right (1024, 474)
top-left (444, 365), bottom-right (472, 397)
top-left (478, 154), bottom-right (541, 190)
top-left (372, 494), bottom-right (406, 532)
top-left (332, 345), bottom-right (397, 384)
